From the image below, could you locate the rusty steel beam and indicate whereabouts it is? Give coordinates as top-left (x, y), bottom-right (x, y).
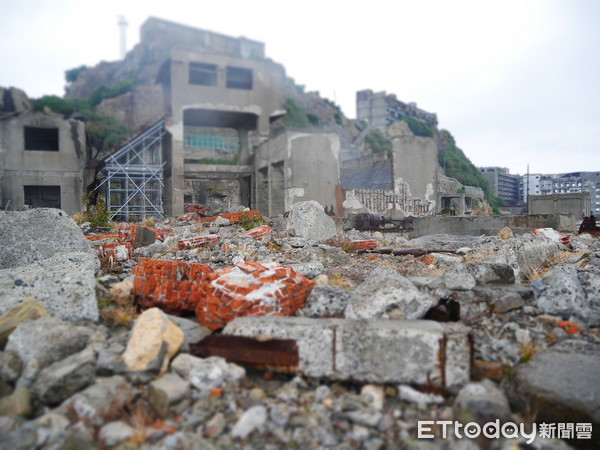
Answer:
top-left (190, 335), bottom-right (299, 372)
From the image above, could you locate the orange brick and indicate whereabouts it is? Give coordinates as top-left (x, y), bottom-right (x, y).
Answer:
top-left (350, 240), bottom-right (378, 251)
top-left (194, 262), bottom-right (315, 330)
top-left (243, 225), bottom-right (272, 240)
top-left (133, 258), bottom-right (213, 314)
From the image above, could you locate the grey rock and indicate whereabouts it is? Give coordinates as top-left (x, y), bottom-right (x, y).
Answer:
top-left (406, 234), bottom-right (483, 250)
top-left (0, 208), bottom-right (95, 270)
top-left (513, 236), bottom-right (559, 281)
top-left (0, 351), bottom-right (21, 383)
top-left (533, 266), bottom-right (591, 320)
top-left (269, 403), bottom-right (292, 427)
top-left (213, 216), bottom-right (231, 226)
top-left (6, 317), bottom-right (99, 388)
top-left (299, 245), bottom-right (351, 267)
top-left (0, 387), bottom-right (32, 417)
top-left (170, 354), bottom-right (245, 395)
top-left (512, 351), bottom-right (600, 431)
top-left (442, 269), bottom-right (476, 291)
top-left (166, 315), bottom-right (212, 353)
top-left (302, 285), bottom-right (351, 318)
top-left (0, 298), bottom-right (51, 349)
top-left (203, 412), bottom-right (227, 438)
top-left (398, 385), bottom-right (444, 405)
top-left (231, 405), bottom-right (267, 438)
top-left (32, 347), bottom-right (97, 406)
top-left (55, 376), bottom-right (138, 426)
top-left (288, 262), bottom-right (325, 279)
top-left (80, 222), bottom-right (92, 234)
top-left (0, 252), bottom-right (99, 322)
top-left (466, 262), bottom-right (515, 285)
top-left (98, 421), bottom-right (135, 448)
top-left (275, 237), bottom-right (316, 248)
top-left (491, 292), bottom-right (524, 313)
top-left (453, 379), bottom-right (511, 424)
top-left (134, 242), bottom-right (169, 258)
top-left (287, 201), bottom-right (337, 242)
top-left (148, 373), bottom-right (191, 414)
top-left (345, 267), bottom-right (433, 320)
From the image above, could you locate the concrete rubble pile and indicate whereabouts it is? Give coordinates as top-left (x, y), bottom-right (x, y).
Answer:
top-left (0, 205), bottom-right (599, 449)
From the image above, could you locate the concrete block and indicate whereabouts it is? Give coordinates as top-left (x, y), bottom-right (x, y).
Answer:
top-left (223, 317), bottom-right (472, 389)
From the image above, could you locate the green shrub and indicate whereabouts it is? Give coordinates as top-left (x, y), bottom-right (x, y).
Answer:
top-left (88, 80), bottom-right (135, 108)
top-left (65, 65), bottom-right (89, 83)
top-left (364, 129), bottom-right (392, 153)
top-left (403, 116), bottom-right (434, 137)
top-left (306, 113), bottom-right (320, 126)
top-left (238, 213), bottom-right (264, 231)
top-left (282, 98), bottom-right (310, 128)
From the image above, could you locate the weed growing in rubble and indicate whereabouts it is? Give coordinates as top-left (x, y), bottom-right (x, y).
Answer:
top-left (100, 304), bottom-right (137, 327)
top-left (238, 213), bottom-right (264, 231)
top-left (525, 250), bottom-right (578, 282)
top-left (519, 342), bottom-right (540, 363)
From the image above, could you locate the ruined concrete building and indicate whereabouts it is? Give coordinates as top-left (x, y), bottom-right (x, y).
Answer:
top-left (1, 18), bottom-right (481, 220)
top-left (0, 87), bottom-right (87, 215)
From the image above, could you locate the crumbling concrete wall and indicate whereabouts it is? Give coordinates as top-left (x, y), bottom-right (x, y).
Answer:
top-left (0, 113), bottom-right (86, 214)
top-left (408, 214), bottom-right (576, 238)
top-left (529, 192), bottom-right (591, 217)
top-left (255, 131), bottom-right (340, 216)
top-left (392, 134), bottom-right (439, 213)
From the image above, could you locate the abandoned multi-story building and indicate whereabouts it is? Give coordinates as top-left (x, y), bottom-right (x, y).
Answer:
top-left (479, 167), bottom-right (520, 206)
top-left (0, 87), bottom-right (87, 215)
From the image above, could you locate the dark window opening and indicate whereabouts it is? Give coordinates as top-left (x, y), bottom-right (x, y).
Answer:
top-left (189, 62), bottom-right (218, 86)
top-left (24, 185), bottom-right (61, 209)
top-left (24, 126), bottom-right (59, 151)
top-left (226, 66), bottom-right (253, 90)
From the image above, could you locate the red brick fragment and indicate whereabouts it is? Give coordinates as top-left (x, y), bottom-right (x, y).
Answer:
top-left (93, 242), bottom-right (132, 261)
top-left (243, 225), bottom-right (272, 240)
top-left (194, 261), bottom-right (315, 330)
top-left (177, 234), bottom-right (221, 250)
top-left (118, 223), bottom-right (138, 246)
top-left (133, 258), bottom-right (213, 314)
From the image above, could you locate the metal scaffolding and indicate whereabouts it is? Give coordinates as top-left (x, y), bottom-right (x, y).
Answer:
top-left (95, 120), bottom-right (166, 221)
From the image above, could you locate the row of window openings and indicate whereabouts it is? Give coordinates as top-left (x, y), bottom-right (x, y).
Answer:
top-left (184, 133), bottom-right (254, 153)
top-left (189, 63), bottom-right (253, 90)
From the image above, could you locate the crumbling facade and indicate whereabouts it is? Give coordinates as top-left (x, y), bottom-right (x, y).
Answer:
top-left (0, 88), bottom-right (87, 215)
top-left (356, 89), bottom-right (438, 131)
top-left (150, 18), bottom-right (286, 216)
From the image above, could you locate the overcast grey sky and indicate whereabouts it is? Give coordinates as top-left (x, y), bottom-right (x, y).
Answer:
top-left (1, 0), bottom-right (598, 176)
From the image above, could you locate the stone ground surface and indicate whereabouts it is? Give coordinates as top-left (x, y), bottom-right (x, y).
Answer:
top-left (0, 203), bottom-right (599, 449)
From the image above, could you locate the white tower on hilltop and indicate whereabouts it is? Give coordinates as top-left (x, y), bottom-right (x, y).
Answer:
top-left (118, 15), bottom-right (128, 60)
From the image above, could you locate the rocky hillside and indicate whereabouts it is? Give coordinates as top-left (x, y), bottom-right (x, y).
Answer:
top-left (1, 205), bottom-right (599, 448)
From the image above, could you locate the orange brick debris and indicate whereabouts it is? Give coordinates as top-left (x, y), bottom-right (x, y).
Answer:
top-left (177, 234), bottom-right (222, 250)
top-left (93, 242), bottom-right (132, 262)
top-left (195, 261), bottom-right (315, 330)
top-left (556, 320), bottom-right (581, 335)
top-left (133, 258), bottom-right (213, 314)
top-left (243, 225), bottom-right (273, 240)
top-left (85, 234), bottom-right (119, 241)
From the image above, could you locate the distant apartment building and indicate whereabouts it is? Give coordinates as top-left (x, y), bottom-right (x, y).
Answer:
top-left (479, 167), bottom-right (520, 205)
top-left (521, 173), bottom-right (542, 203)
top-left (535, 172), bottom-right (600, 216)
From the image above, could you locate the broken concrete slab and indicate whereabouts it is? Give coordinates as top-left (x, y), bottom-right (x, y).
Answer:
top-left (0, 252), bottom-right (99, 322)
top-left (0, 208), bottom-right (95, 270)
top-left (345, 267), bottom-right (433, 320)
top-left (301, 285), bottom-right (351, 318)
top-left (287, 201), bottom-right (337, 242)
top-left (466, 262), bottom-right (515, 285)
top-left (223, 316), bottom-right (472, 389)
